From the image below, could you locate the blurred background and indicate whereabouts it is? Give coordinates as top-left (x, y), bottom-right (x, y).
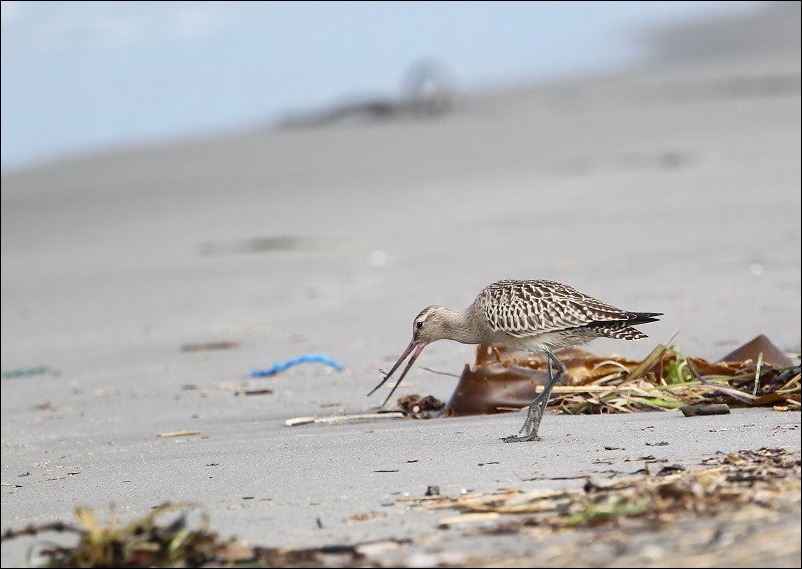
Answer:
top-left (1, 0), bottom-right (800, 399)
top-left (0, 1), bottom-right (786, 170)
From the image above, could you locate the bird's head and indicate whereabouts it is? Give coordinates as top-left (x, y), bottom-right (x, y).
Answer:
top-left (411, 305), bottom-right (450, 347)
top-left (367, 305), bottom-right (451, 406)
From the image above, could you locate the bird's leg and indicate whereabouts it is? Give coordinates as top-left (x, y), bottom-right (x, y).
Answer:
top-left (518, 351), bottom-right (557, 434)
top-left (502, 349), bottom-right (566, 443)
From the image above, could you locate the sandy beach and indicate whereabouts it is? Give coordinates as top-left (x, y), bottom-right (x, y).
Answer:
top-left (2, 5), bottom-right (800, 566)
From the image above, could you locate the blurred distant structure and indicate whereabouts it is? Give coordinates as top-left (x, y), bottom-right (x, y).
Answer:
top-left (278, 59), bottom-right (456, 128)
top-left (646, 1), bottom-right (800, 62)
top-left (400, 59), bottom-right (457, 116)
top-left (631, 2), bottom-right (801, 104)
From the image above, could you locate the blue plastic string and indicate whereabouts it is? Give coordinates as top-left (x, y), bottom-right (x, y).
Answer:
top-left (251, 355), bottom-right (344, 378)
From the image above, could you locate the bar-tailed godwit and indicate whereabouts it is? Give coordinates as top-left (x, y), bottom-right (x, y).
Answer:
top-left (369, 279), bottom-right (662, 442)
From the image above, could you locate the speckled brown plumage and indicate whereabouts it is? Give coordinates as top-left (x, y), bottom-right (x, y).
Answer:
top-left (478, 279), bottom-right (661, 345)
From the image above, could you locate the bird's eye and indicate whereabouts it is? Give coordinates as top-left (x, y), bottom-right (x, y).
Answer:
top-left (416, 321), bottom-right (423, 329)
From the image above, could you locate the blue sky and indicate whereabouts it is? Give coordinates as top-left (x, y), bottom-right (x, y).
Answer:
top-left (1, 1), bottom-right (759, 170)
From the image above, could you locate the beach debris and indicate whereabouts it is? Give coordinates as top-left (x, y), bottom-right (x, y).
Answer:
top-left (681, 403), bottom-right (731, 416)
top-left (337, 392), bottom-right (444, 420)
top-left (719, 334), bottom-right (793, 367)
top-left (1, 365), bottom-right (55, 379)
top-left (402, 447), bottom-right (801, 528)
top-left (251, 355), bottom-right (343, 378)
top-left (441, 335), bottom-right (799, 417)
top-left (354, 539), bottom-right (409, 557)
top-left (285, 412), bottom-right (404, 427)
top-left (279, 60), bottom-right (455, 128)
top-left (438, 512), bottom-right (501, 528)
top-left (234, 388), bottom-right (274, 397)
top-left (347, 511), bottom-right (387, 523)
top-left (156, 430), bottom-right (200, 438)
top-left (396, 393), bottom-right (445, 419)
top-left (181, 341), bottom-right (239, 352)
top-left (0, 502), bottom-right (404, 567)
top-left (0, 503), bottom-right (209, 567)
top-left (1, 448), bottom-right (797, 568)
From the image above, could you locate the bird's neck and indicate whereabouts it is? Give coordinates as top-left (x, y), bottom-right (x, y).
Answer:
top-left (439, 307), bottom-right (480, 345)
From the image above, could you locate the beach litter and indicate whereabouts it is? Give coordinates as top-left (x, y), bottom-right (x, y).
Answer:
top-left (396, 393), bottom-right (445, 419)
top-left (156, 430), bottom-right (201, 438)
top-left (251, 355), bottom-right (343, 378)
top-left (285, 412), bottom-right (404, 427)
top-left (234, 388), bottom-right (274, 397)
top-left (181, 341), bottom-right (239, 352)
top-left (680, 403), bottom-right (731, 416)
top-left (1, 366), bottom-right (56, 379)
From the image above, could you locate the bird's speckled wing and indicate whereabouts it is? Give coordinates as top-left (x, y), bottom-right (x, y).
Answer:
top-left (479, 280), bottom-right (631, 338)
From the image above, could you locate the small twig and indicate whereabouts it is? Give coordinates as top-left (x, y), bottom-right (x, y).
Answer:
top-left (285, 412), bottom-right (405, 427)
top-left (234, 388), bottom-right (274, 396)
top-left (589, 371), bottom-right (626, 386)
top-left (681, 404), bottom-right (730, 417)
top-left (157, 430), bottom-right (200, 438)
top-left (420, 367), bottom-right (461, 378)
top-left (590, 360), bottom-right (632, 374)
top-left (778, 372), bottom-right (800, 393)
top-left (753, 352), bottom-right (763, 396)
top-left (1, 522), bottom-right (82, 541)
top-left (693, 383), bottom-right (756, 405)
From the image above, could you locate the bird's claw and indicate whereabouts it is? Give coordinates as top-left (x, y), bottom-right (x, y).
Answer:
top-left (502, 433), bottom-right (542, 443)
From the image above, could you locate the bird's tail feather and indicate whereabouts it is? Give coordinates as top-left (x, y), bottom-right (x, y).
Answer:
top-left (590, 323), bottom-right (649, 340)
top-left (628, 312), bottom-right (663, 325)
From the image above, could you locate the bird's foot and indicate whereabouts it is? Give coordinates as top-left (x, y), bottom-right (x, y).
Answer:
top-left (503, 409), bottom-right (543, 442)
top-left (502, 432), bottom-right (542, 443)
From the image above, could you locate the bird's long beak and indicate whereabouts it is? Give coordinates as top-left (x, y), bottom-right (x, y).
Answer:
top-left (368, 341), bottom-right (425, 407)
